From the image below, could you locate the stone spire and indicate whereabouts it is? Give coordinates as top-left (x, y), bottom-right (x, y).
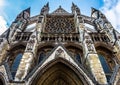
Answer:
top-left (91, 7), bottom-right (106, 19)
top-left (51, 5), bottom-right (71, 15)
top-left (40, 2), bottom-right (49, 15)
top-left (71, 2), bottom-right (80, 15)
top-left (15, 7), bottom-right (30, 21)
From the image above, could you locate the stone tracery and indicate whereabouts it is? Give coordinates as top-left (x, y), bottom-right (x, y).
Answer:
top-left (0, 3), bottom-right (119, 85)
top-left (45, 16), bottom-right (75, 33)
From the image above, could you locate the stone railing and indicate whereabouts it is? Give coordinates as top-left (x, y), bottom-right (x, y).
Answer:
top-left (90, 33), bottom-right (110, 43)
top-left (40, 33), bottom-right (80, 43)
top-left (14, 32), bottom-right (32, 41)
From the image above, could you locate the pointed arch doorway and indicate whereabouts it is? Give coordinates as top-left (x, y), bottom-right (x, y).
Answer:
top-left (30, 58), bottom-right (92, 85)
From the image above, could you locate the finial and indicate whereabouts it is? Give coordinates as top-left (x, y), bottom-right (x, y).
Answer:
top-left (72, 2), bottom-right (75, 6)
top-left (46, 2), bottom-right (49, 7)
top-left (24, 7), bottom-right (30, 14)
top-left (59, 5), bottom-right (62, 8)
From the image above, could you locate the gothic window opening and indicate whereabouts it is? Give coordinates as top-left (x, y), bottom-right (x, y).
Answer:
top-left (38, 52), bottom-right (45, 64)
top-left (11, 53), bottom-right (23, 79)
top-left (37, 45), bottom-right (54, 65)
top-left (75, 53), bottom-right (81, 64)
top-left (98, 54), bottom-right (112, 82)
top-left (66, 45), bottom-right (83, 64)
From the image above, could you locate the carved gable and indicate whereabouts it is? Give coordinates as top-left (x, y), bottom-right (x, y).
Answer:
top-left (51, 6), bottom-right (71, 15)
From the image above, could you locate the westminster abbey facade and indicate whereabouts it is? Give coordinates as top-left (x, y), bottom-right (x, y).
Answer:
top-left (0, 3), bottom-right (120, 85)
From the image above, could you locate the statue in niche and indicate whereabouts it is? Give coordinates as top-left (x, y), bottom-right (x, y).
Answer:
top-left (26, 35), bottom-right (35, 51)
top-left (86, 38), bottom-right (94, 53)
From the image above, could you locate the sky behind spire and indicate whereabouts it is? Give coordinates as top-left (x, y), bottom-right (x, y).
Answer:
top-left (0, 0), bottom-right (120, 35)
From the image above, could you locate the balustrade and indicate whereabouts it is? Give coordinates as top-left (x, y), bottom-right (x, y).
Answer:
top-left (40, 33), bottom-right (80, 42)
top-left (90, 33), bottom-right (110, 43)
top-left (15, 32), bottom-right (32, 41)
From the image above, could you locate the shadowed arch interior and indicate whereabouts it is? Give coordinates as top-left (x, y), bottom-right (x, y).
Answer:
top-left (7, 44), bottom-right (25, 79)
top-left (7, 44), bottom-right (25, 66)
top-left (0, 73), bottom-right (5, 85)
top-left (0, 79), bottom-right (4, 85)
top-left (30, 58), bottom-right (92, 85)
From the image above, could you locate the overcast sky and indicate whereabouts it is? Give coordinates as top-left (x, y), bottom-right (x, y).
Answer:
top-left (0, 0), bottom-right (120, 35)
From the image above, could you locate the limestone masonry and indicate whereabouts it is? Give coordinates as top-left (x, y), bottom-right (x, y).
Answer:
top-left (0, 3), bottom-right (120, 85)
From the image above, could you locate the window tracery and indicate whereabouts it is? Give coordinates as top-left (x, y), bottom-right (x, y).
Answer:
top-left (45, 16), bottom-right (75, 33)
top-left (37, 45), bottom-right (54, 65)
top-left (75, 53), bottom-right (81, 63)
top-left (38, 52), bottom-right (45, 64)
top-left (66, 46), bottom-right (83, 64)
top-left (11, 53), bottom-right (23, 79)
top-left (98, 54), bottom-right (112, 82)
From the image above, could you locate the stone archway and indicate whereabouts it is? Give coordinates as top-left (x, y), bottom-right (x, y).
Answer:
top-left (36, 62), bottom-right (83, 85)
top-left (30, 58), bottom-right (92, 85)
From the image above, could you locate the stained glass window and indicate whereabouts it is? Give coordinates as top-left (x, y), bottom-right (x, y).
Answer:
top-left (11, 53), bottom-right (22, 79)
top-left (75, 54), bottom-right (81, 64)
top-left (98, 54), bottom-right (111, 82)
top-left (38, 52), bottom-right (45, 64)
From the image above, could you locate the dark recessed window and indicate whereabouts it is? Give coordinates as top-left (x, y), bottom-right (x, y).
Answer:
top-left (98, 54), bottom-right (111, 82)
top-left (75, 54), bottom-right (81, 64)
top-left (11, 53), bottom-right (22, 79)
top-left (38, 52), bottom-right (45, 64)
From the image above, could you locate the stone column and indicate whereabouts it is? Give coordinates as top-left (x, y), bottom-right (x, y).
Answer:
top-left (36, 22), bottom-right (42, 42)
top-left (79, 23), bottom-right (107, 84)
top-left (0, 39), bottom-right (9, 64)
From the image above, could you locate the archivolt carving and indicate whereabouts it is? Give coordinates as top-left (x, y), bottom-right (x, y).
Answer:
top-left (29, 58), bottom-right (93, 85)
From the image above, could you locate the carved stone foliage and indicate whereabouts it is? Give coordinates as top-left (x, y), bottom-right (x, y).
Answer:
top-left (45, 16), bottom-right (75, 33)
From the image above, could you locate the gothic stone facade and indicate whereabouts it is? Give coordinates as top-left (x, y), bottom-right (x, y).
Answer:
top-left (0, 3), bottom-right (120, 85)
